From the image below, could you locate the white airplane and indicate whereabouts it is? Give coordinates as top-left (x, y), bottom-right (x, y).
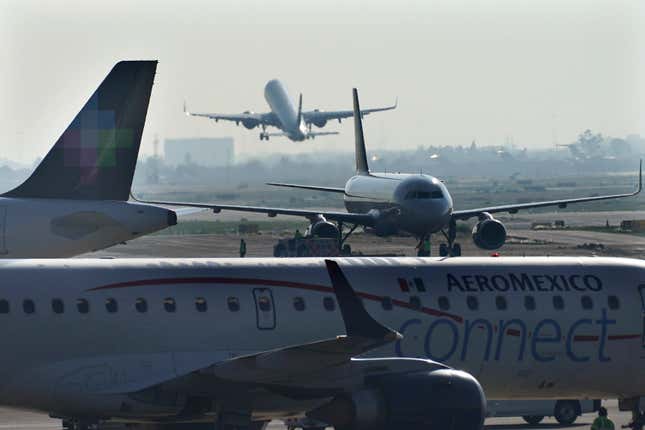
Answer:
top-left (0, 256), bottom-right (642, 430)
top-left (137, 89), bottom-right (642, 256)
top-left (0, 61), bottom-right (177, 257)
top-left (184, 79), bottom-right (397, 141)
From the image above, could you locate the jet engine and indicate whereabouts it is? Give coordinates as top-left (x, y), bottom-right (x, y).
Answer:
top-left (472, 213), bottom-right (507, 250)
top-left (309, 369), bottom-right (486, 430)
top-left (312, 119), bottom-right (327, 128)
top-left (306, 217), bottom-right (340, 239)
top-left (241, 111), bottom-right (259, 129)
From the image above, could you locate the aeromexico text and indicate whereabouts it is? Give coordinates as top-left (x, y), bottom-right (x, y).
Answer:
top-left (446, 273), bottom-right (603, 293)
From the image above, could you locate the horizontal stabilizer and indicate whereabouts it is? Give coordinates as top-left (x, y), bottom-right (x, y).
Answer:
top-left (265, 182), bottom-right (346, 193)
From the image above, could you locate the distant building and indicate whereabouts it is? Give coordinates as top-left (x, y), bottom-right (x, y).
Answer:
top-left (164, 137), bottom-right (234, 167)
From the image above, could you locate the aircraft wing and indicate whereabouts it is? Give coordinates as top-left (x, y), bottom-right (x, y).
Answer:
top-left (302, 98), bottom-right (397, 124)
top-left (184, 103), bottom-right (279, 127)
top-left (452, 160), bottom-right (642, 220)
top-left (131, 193), bottom-right (377, 226)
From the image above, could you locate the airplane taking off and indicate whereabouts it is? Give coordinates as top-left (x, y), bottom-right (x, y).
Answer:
top-left (184, 79), bottom-right (397, 141)
top-left (0, 61), bottom-right (177, 257)
top-left (0, 256), bottom-right (642, 430)
top-left (137, 89), bottom-right (642, 256)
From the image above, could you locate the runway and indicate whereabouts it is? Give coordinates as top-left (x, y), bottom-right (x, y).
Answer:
top-left (0, 400), bottom-right (635, 430)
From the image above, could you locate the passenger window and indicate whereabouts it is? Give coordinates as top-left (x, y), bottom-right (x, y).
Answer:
top-left (227, 297), bottom-right (240, 312)
top-left (0, 299), bottom-right (8, 314)
top-left (524, 296), bottom-right (536, 311)
top-left (52, 299), bottom-right (64, 314)
top-left (553, 296), bottom-right (564, 310)
top-left (438, 296), bottom-right (450, 311)
top-left (23, 299), bottom-right (35, 314)
top-left (105, 298), bottom-right (118, 313)
top-left (323, 296), bottom-right (336, 311)
top-left (293, 297), bottom-right (306, 312)
top-left (581, 295), bottom-right (593, 310)
top-left (195, 297), bottom-right (207, 313)
top-left (608, 295), bottom-right (620, 310)
top-left (258, 296), bottom-right (272, 312)
top-left (381, 296), bottom-right (393, 311)
top-left (135, 298), bottom-right (148, 313)
top-left (466, 295), bottom-right (478, 311)
top-left (164, 298), bottom-right (176, 313)
top-left (410, 296), bottom-right (422, 309)
top-left (76, 299), bottom-right (89, 314)
top-left (495, 296), bottom-right (507, 311)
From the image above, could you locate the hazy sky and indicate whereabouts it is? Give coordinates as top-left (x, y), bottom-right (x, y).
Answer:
top-left (1, 0), bottom-right (644, 163)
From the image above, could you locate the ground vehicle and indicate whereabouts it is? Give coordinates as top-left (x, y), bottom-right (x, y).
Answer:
top-left (273, 237), bottom-right (348, 257)
top-left (487, 399), bottom-right (600, 425)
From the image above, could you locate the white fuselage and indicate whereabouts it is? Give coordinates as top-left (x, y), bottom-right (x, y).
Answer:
top-left (0, 257), bottom-right (642, 420)
top-left (0, 198), bottom-right (175, 257)
top-left (264, 80), bottom-right (307, 141)
top-left (343, 172), bottom-right (453, 236)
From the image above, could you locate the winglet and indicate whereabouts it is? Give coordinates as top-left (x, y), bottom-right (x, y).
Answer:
top-left (183, 100), bottom-right (189, 115)
top-left (638, 159), bottom-right (642, 193)
top-left (352, 89), bottom-right (370, 174)
top-left (325, 259), bottom-right (401, 341)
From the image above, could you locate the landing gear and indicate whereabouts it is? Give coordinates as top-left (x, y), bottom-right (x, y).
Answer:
top-left (259, 132), bottom-right (269, 141)
top-left (439, 218), bottom-right (461, 257)
top-left (336, 221), bottom-right (358, 252)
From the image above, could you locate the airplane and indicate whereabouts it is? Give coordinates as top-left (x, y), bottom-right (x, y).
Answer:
top-left (135, 89), bottom-right (642, 257)
top-left (184, 79), bottom-right (397, 141)
top-left (0, 256), bottom-right (642, 430)
top-left (0, 61), bottom-right (178, 257)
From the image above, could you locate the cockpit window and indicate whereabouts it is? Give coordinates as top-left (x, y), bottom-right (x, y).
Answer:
top-left (405, 190), bottom-right (444, 200)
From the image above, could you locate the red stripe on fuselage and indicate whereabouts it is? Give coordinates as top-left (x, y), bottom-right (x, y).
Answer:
top-left (87, 276), bottom-right (464, 323)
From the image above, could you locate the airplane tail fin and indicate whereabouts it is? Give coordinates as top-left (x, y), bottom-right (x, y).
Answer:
top-left (3, 60), bottom-right (157, 201)
top-left (352, 88), bottom-right (370, 174)
top-left (296, 93), bottom-right (303, 126)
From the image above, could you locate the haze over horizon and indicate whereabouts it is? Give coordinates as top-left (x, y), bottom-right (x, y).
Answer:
top-left (2, 0), bottom-right (644, 164)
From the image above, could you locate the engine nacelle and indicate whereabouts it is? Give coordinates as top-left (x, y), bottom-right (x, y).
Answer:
top-left (242, 119), bottom-right (259, 129)
top-left (306, 219), bottom-right (340, 239)
top-left (472, 216), bottom-right (507, 250)
top-left (312, 118), bottom-right (327, 128)
top-left (310, 369), bottom-right (486, 430)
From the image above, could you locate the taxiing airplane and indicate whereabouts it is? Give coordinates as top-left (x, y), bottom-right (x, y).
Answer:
top-left (0, 256), bottom-right (642, 430)
top-left (184, 79), bottom-right (397, 141)
top-left (0, 61), bottom-right (177, 257)
top-left (137, 89), bottom-right (642, 256)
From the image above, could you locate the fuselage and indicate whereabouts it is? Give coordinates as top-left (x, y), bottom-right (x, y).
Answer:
top-left (264, 79), bottom-right (307, 141)
top-left (0, 256), bottom-right (642, 418)
top-left (0, 198), bottom-right (176, 257)
top-left (343, 172), bottom-right (453, 236)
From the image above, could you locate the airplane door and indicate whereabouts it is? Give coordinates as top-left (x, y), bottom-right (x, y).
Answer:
top-left (253, 288), bottom-right (276, 330)
top-left (639, 285), bottom-right (645, 347)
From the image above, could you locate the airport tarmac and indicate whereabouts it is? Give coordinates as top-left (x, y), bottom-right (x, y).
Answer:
top-left (0, 400), bottom-right (635, 430)
top-left (84, 210), bottom-right (644, 259)
top-left (86, 228), bottom-right (644, 259)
